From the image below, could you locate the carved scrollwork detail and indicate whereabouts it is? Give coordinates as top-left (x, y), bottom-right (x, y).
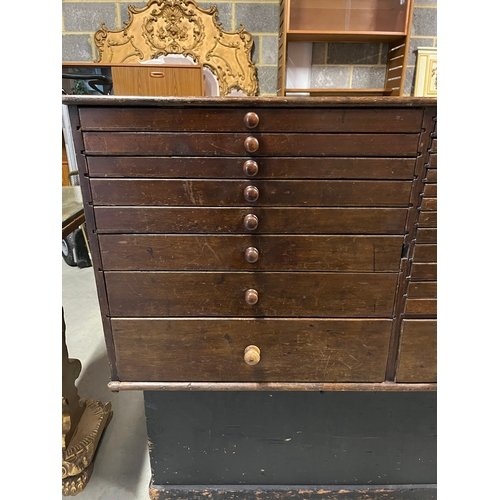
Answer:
top-left (94, 0), bottom-right (258, 96)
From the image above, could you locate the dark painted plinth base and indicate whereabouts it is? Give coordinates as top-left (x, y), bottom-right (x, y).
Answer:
top-left (149, 484), bottom-right (437, 500)
top-left (144, 391), bottom-right (436, 499)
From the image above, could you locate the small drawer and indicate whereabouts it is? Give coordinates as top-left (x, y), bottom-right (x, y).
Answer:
top-left (79, 107), bottom-right (424, 133)
top-left (417, 211), bottom-right (437, 228)
top-left (411, 263), bottom-right (437, 281)
top-left (90, 179), bottom-right (412, 207)
top-left (104, 271), bottom-right (398, 318)
top-left (94, 207), bottom-right (409, 235)
top-left (413, 244), bottom-right (437, 263)
top-left (396, 320), bottom-right (437, 383)
top-left (428, 153), bottom-right (437, 168)
top-left (425, 169), bottom-right (437, 183)
top-left (99, 234), bottom-right (404, 272)
top-left (86, 156), bottom-right (417, 180)
top-left (416, 228), bottom-right (436, 244)
top-left (82, 132), bottom-right (420, 157)
top-left (111, 318), bottom-right (393, 382)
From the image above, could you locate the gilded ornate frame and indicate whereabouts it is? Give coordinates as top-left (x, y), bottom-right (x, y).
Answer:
top-left (94, 0), bottom-right (258, 96)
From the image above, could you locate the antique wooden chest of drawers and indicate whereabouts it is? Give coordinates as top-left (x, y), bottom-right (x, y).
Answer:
top-left (63, 96), bottom-right (437, 392)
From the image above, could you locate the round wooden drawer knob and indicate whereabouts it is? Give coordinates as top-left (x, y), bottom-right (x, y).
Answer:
top-left (243, 214), bottom-right (259, 231)
top-left (244, 345), bottom-right (261, 365)
top-left (244, 185), bottom-right (259, 202)
top-left (245, 288), bottom-right (259, 305)
top-left (243, 160), bottom-right (258, 177)
top-left (244, 112), bottom-right (260, 129)
top-left (244, 136), bottom-right (259, 153)
top-left (245, 247), bottom-right (259, 263)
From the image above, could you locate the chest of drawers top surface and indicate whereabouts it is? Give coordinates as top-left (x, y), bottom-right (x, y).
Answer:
top-left (63, 96), bottom-right (437, 391)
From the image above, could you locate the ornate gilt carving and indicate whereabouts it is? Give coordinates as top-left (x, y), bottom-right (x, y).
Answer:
top-left (94, 0), bottom-right (258, 96)
top-left (62, 310), bottom-right (113, 496)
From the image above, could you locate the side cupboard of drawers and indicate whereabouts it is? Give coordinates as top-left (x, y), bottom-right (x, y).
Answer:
top-left (64, 96), bottom-right (437, 498)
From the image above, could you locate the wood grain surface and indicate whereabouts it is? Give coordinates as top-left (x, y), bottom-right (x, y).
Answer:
top-left (79, 107), bottom-right (424, 133)
top-left (93, 207), bottom-right (409, 234)
top-left (90, 179), bottom-right (412, 207)
top-left (83, 132), bottom-right (420, 157)
top-left (111, 318), bottom-right (392, 382)
top-left (99, 234), bottom-right (404, 271)
top-left (86, 156), bottom-right (416, 180)
top-left (105, 271), bottom-right (398, 317)
top-left (397, 320), bottom-right (437, 383)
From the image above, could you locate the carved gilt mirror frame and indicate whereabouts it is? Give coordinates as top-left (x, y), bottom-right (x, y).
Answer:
top-left (94, 0), bottom-right (258, 96)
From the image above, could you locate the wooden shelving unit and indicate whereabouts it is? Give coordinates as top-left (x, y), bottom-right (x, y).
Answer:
top-left (278, 0), bottom-right (415, 96)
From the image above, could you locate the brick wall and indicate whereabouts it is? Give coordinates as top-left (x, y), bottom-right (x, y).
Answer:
top-left (62, 0), bottom-right (437, 96)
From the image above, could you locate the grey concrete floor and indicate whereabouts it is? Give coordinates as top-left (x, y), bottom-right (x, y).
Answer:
top-left (62, 260), bottom-right (152, 499)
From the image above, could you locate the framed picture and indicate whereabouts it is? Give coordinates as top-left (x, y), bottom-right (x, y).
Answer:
top-left (414, 47), bottom-right (437, 97)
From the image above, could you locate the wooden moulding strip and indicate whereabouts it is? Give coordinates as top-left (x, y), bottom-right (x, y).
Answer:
top-left (108, 381), bottom-right (437, 392)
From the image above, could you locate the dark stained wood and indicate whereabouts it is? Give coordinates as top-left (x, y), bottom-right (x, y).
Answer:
top-left (397, 320), bottom-right (437, 383)
top-left (424, 169), bottom-right (437, 183)
top-left (86, 156), bottom-right (417, 180)
top-left (104, 271), bottom-right (399, 317)
top-left (82, 132), bottom-right (420, 157)
top-left (407, 282), bottom-right (437, 299)
top-left (422, 184), bottom-right (436, 197)
top-left (78, 107), bottom-right (425, 133)
top-left (148, 484), bottom-right (437, 500)
top-left (420, 198), bottom-right (437, 211)
top-left (65, 97), bottom-right (437, 392)
top-left (90, 179), bottom-right (412, 207)
top-left (413, 244), bottom-right (437, 263)
top-left (416, 228), bottom-right (436, 244)
top-left (65, 97), bottom-right (438, 496)
top-left (98, 234), bottom-right (404, 271)
top-left (429, 138), bottom-right (437, 153)
top-left (112, 318), bottom-right (392, 382)
top-left (93, 207), bottom-right (409, 234)
top-left (428, 154), bottom-right (437, 168)
top-left (384, 107), bottom-right (436, 382)
top-left (417, 211), bottom-right (437, 228)
top-left (109, 381), bottom-right (437, 391)
top-left (66, 95), bottom-right (437, 107)
top-left (67, 106), bottom-right (119, 379)
top-left (411, 263), bottom-right (437, 280)
top-left (405, 299), bottom-right (437, 316)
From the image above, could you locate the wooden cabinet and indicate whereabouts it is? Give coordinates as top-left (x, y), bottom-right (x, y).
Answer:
top-left (278, 0), bottom-right (415, 96)
top-left (63, 95), bottom-right (436, 392)
top-left (62, 63), bottom-right (205, 97)
top-left (111, 64), bottom-right (204, 96)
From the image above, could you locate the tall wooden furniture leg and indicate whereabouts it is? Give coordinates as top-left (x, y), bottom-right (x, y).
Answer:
top-left (62, 309), bottom-right (113, 496)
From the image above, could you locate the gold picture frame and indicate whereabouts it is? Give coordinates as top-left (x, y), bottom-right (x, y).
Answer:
top-left (414, 47), bottom-right (437, 97)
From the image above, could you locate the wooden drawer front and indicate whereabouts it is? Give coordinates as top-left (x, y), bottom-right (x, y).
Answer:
top-left (94, 207), bottom-right (408, 234)
top-left (99, 235), bottom-right (404, 272)
top-left (413, 244), bottom-right (437, 263)
top-left (410, 264), bottom-right (437, 281)
top-left (416, 228), bottom-right (436, 244)
top-left (111, 318), bottom-right (392, 382)
top-left (396, 320), bottom-right (437, 383)
top-left (86, 156), bottom-right (416, 180)
top-left (90, 179), bottom-right (412, 207)
top-left (105, 272), bottom-right (398, 318)
top-left (418, 211), bottom-right (437, 228)
top-left (405, 281), bottom-right (437, 316)
top-left (79, 107), bottom-right (424, 133)
top-left (425, 168), bottom-right (437, 182)
top-left (83, 132), bottom-right (420, 157)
